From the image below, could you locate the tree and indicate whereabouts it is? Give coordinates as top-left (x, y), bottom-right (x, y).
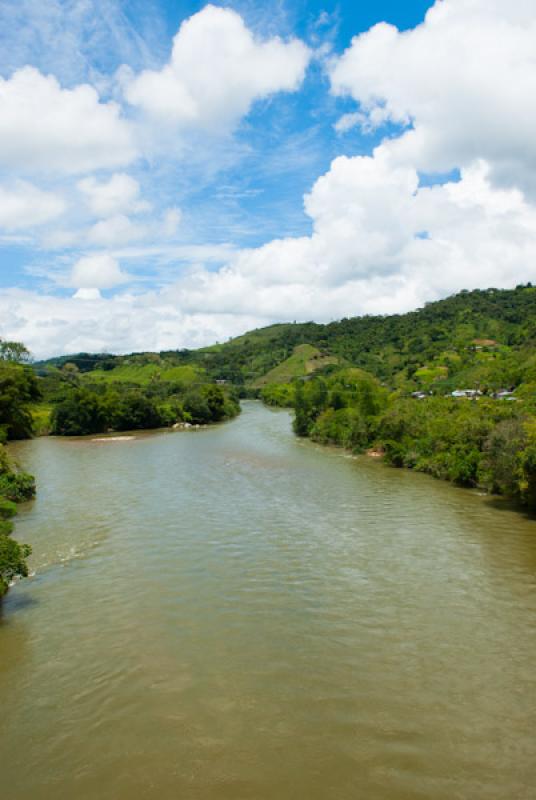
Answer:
top-left (0, 361), bottom-right (41, 440)
top-left (481, 418), bottom-right (527, 497)
top-left (112, 392), bottom-right (163, 431)
top-left (0, 535), bottom-right (31, 597)
top-left (50, 389), bottom-right (107, 435)
top-left (0, 339), bottom-right (31, 363)
top-left (0, 444), bottom-right (34, 599)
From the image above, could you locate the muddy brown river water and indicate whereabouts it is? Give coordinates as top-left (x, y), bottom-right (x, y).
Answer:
top-left (1, 401), bottom-right (535, 799)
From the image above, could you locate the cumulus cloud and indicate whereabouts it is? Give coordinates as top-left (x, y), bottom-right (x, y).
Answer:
top-left (0, 180), bottom-right (65, 229)
top-left (171, 151), bottom-right (536, 320)
top-left (330, 0), bottom-right (536, 194)
top-left (69, 253), bottom-right (128, 290)
top-left (41, 206), bottom-right (181, 251)
top-left (3, 149), bottom-right (536, 357)
top-left (0, 66), bottom-right (137, 174)
top-left (0, 287), bottom-right (262, 358)
top-left (77, 173), bottom-right (148, 217)
top-left (3, 1), bottom-right (536, 358)
top-left (124, 4), bottom-right (311, 130)
top-left (86, 214), bottom-right (146, 247)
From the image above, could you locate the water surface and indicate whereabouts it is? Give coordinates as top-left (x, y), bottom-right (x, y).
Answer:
top-left (2, 402), bottom-right (535, 799)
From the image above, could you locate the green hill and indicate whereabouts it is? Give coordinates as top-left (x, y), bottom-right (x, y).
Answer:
top-left (253, 345), bottom-right (338, 387)
top-left (188, 284), bottom-right (536, 392)
top-left (35, 285), bottom-right (536, 394)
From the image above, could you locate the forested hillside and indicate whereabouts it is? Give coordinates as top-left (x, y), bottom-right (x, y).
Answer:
top-left (31, 285), bottom-right (536, 510)
top-left (34, 284), bottom-right (536, 391)
top-left (182, 285), bottom-right (535, 388)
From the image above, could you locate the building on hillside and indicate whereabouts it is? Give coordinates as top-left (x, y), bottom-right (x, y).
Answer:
top-left (451, 389), bottom-right (482, 398)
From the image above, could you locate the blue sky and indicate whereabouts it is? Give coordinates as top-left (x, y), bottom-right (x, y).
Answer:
top-left (0, 0), bottom-right (535, 356)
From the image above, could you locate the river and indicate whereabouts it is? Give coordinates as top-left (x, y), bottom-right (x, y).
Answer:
top-left (1, 401), bottom-right (535, 799)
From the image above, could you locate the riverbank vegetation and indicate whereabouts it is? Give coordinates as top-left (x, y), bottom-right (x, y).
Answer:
top-left (34, 360), bottom-right (240, 436)
top-left (0, 343), bottom-right (38, 596)
top-left (285, 371), bottom-right (536, 509)
top-left (0, 446), bottom-right (35, 598)
top-left (252, 286), bottom-right (536, 510)
top-left (25, 284), bottom-right (536, 509)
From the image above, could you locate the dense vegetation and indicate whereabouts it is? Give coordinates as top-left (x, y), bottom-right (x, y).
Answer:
top-left (281, 369), bottom-right (536, 509)
top-left (255, 286), bottom-right (535, 510)
top-left (36, 285), bottom-right (535, 389)
top-left (0, 446), bottom-right (35, 598)
top-left (34, 358), bottom-right (240, 436)
top-left (31, 285), bottom-right (536, 510)
top-left (0, 341), bottom-right (38, 597)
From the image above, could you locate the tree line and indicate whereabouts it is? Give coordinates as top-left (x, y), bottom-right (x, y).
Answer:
top-left (263, 369), bottom-right (536, 511)
top-left (0, 341), bottom-right (37, 596)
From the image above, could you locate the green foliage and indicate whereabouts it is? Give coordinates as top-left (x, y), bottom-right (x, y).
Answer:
top-left (0, 340), bottom-right (31, 363)
top-left (0, 444), bottom-right (34, 598)
top-left (110, 391), bottom-right (164, 431)
top-left (518, 420), bottom-right (536, 510)
top-left (0, 536), bottom-right (31, 597)
top-left (48, 378), bottom-right (240, 436)
top-left (34, 286), bottom-right (536, 393)
top-left (311, 407), bottom-right (373, 451)
top-left (293, 369), bottom-right (387, 440)
top-left (51, 388), bottom-right (108, 436)
top-left (0, 446), bottom-right (35, 501)
top-left (30, 404), bottom-right (53, 436)
top-left (182, 385), bottom-right (238, 424)
top-left (293, 379), bottom-right (329, 437)
top-left (480, 418), bottom-right (527, 498)
top-left (253, 344), bottom-right (338, 387)
top-left (293, 371), bottom-right (536, 508)
top-left (260, 383), bottom-right (295, 407)
top-left (85, 285), bottom-right (532, 388)
top-left (31, 286), bottom-right (536, 510)
top-left (0, 360), bottom-right (41, 440)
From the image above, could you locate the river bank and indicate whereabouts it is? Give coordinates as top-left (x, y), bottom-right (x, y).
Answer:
top-left (260, 382), bottom-right (536, 515)
top-left (0, 444), bottom-right (35, 597)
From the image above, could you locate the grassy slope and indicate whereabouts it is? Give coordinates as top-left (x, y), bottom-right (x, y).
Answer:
top-left (253, 345), bottom-right (338, 387)
top-left (84, 364), bottom-right (203, 386)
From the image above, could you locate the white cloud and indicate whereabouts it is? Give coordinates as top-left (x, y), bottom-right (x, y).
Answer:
top-left (73, 288), bottom-right (102, 301)
top-left (0, 287), bottom-right (262, 358)
top-left (41, 206), bottom-right (182, 252)
top-left (69, 253), bottom-right (128, 289)
top-left (0, 180), bottom-right (65, 229)
top-left (333, 112), bottom-right (364, 134)
top-left (0, 66), bottom-right (137, 174)
top-left (3, 149), bottom-right (536, 357)
top-left (3, 1), bottom-right (536, 358)
top-left (77, 173), bottom-right (148, 217)
top-left (330, 0), bottom-right (536, 194)
top-left (86, 214), bottom-right (146, 247)
top-left (124, 4), bottom-right (311, 130)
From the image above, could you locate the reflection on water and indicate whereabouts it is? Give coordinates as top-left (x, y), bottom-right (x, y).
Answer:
top-left (2, 402), bottom-right (536, 800)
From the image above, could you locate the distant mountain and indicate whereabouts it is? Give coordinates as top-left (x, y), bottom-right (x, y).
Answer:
top-left (35, 285), bottom-right (536, 391)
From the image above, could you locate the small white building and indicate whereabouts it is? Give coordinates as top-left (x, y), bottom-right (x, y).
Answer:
top-left (451, 389), bottom-right (482, 398)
